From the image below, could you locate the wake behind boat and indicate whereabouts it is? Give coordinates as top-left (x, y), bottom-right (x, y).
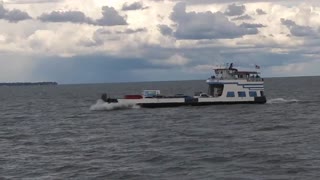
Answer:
top-left (100, 64), bottom-right (267, 108)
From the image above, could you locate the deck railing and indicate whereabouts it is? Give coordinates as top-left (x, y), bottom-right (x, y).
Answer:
top-left (208, 76), bottom-right (264, 82)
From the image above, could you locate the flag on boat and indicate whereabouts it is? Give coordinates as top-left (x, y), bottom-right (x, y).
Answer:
top-left (255, 65), bottom-right (260, 69)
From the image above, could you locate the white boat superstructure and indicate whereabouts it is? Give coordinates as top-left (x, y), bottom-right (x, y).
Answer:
top-left (198, 64), bottom-right (265, 104)
top-left (101, 63), bottom-right (266, 108)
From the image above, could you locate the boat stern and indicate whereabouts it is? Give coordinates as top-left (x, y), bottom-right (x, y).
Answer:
top-left (254, 96), bottom-right (267, 104)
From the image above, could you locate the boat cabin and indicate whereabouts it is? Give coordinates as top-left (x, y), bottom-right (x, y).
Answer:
top-left (207, 63), bottom-right (264, 97)
top-left (143, 90), bottom-right (161, 98)
top-left (214, 69), bottom-right (261, 81)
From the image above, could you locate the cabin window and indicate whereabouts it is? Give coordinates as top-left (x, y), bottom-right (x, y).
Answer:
top-left (227, 92), bottom-right (235, 97)
top-left (249, 91), bottom-right (257, 97)
top-left (260, 91), bottom-right (264, 97)
top-left (143, 90), bottom-right (160, 98)
top-left (238, 91), bottom-right (246, 97)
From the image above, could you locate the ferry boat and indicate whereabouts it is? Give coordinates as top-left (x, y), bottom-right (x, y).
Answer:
top-left (101, 64), bottom-right (267, 108)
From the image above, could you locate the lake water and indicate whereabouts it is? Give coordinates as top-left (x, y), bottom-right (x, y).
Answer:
top-left (1, 77), bottom-right (320, 179)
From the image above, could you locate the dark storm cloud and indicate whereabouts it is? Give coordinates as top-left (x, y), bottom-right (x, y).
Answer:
top-left (28, 42), bottom-right (314, 84)
top-left (122, 2), bottom-right (148, 11)
top-left (256, 8), bottom-right (267, 15)
top-left (0, 4), bottom-right (31, 22)
top-left (138, 44), bottom-right (308, 77)
top-left (167, 2), bottom-right (258, 40)
top-left (38, 6), bottom-right (127, 26)
top-left (38, 11), bottom-right (94, 24)
top-left (31, 54), bottom-right (172, 84)
top-left (224, 3), bottom-right (246, 16)
top-left (281, 18), bottom-right (317, 37)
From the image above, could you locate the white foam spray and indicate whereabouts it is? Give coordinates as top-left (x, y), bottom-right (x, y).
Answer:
top-left (267, 98), bottom-right (299, 104)
top-left (90, 99), bottom-right (140, 111)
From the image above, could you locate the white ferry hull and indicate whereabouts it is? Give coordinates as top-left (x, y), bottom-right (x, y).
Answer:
top-left (106, 96), bottom-right (267, 108)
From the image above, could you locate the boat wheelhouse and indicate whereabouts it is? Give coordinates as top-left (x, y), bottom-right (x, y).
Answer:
top-left (100, 63), bottom-right (267, 108)
top-left (200, 63), bottom-right (266, 104)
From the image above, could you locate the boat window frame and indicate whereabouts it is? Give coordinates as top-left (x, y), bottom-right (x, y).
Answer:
top-left (249, 91), bottom-right (257, 97)
top-left (238, 91), bottom-right (246, 97)
top-left (143, 90), bottom-right (161, 98)
top-left (226, 91), bottom-right (235, 97)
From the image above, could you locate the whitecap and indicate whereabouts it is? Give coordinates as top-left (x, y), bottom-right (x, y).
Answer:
top-left (267, 98), bottom-right (299, 104)
top-left (90, 99), bottom-right (140, 111)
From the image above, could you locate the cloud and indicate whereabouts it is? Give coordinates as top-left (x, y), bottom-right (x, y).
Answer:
top-left (89, 29), bottom-right (112, 46)
top-left (0, 53), bottom-right (35, 82)
top-left (118, 28), bottom-right (147, 34)
top-left (5, 0), bottom-right (63, 4)
top-left (232, 14), bottom-right (253, 21)
top-left (29, 54), bottom-right (174, 84)
top-left (2, 0), bottom-right (320, 83)
top-left (240, 23), bottom-right (266, 28)
top-left (280, 19), bottom-right (296, 27)
top-left (150, 0), bottom-right (320, 5)
top-left (37, 6), bottom-right (127, 26)
top-left (94, 27), bottom-right (146, 35)
top-left (152, 54), bottom-right (190, 66)
top-left (281, 18), bottom-right (317, 37)
top-left (0, 4), bottom-right (31, 22)
top-left (256, 8), bottom-right (267, 15)
top-left (122, 2), bottom-right (147, 11)
top-left (270, 60), bottom-right (320, 77)
top-left (95, 6), bottom-right (127, 26)
top-left (38, 11), bottom-right (93, 24)
top-left (168, 2), bottom-right (258, 40)
top-left (224, 3), bottom-right (246, 16)
top-left (158, 24), bottom-right (173, 36)
top-left (84, 27), bottom-right (147, 47)
top-left (0, 5), bottom-right (6, 17)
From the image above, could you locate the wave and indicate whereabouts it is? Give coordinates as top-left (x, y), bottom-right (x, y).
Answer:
top-left (267, 98), bottom-right (299, 104)
top-left (255, 125), bottom-right (291, 132)
top-left (90, 99), bottom-right (140, 111)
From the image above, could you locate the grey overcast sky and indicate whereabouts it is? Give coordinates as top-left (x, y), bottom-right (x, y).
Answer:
top-left (1, 0), bottom-right (320, 83)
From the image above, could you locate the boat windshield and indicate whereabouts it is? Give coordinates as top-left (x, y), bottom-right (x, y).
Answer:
top-left (143, 90), bottom-right (161, 98)
top-left (212, 69), bottom-right (262, 81)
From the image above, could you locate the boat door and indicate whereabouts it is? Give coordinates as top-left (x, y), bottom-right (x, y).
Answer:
top-left (208, 84), bottom-right (224, 97)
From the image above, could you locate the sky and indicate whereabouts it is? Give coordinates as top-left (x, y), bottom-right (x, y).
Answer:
top-left (1, 0), bottom-right (320, 84)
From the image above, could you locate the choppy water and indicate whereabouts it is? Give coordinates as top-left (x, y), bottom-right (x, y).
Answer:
top-left (1, 77), bottom-right (320, 179)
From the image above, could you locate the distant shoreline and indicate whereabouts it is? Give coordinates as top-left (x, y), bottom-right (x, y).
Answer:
top-left (0, 82), bottom-right (58, 86)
